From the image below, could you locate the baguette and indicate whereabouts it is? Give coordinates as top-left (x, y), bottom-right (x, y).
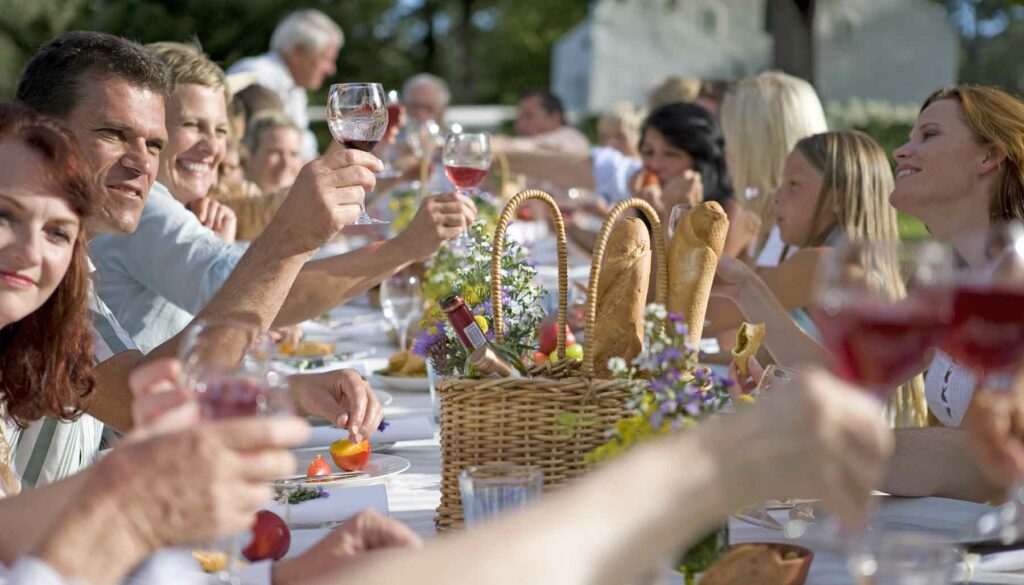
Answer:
top-left (667, 201), bottom-right (729, 346)
top-left (591, 218), bottom-right (651, 378)
top-left (731, 322), bottom-right (765, 377)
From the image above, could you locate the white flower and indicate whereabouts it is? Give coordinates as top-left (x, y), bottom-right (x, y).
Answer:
top-left (607, 357), bottom-right (627, 374)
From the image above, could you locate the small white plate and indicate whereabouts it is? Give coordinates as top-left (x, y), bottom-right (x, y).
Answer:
top-left (281, 453), bottom-right (410, 487)
top-left (370, 374), bottom-right (430, 392)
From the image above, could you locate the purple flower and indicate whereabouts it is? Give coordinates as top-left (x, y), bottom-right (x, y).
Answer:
top-left (648, 410), bottom-right (664, 430)
top-left (412, 322), bottom-right (446, 357)
top-left (378, 418), bottom-right (390, 432)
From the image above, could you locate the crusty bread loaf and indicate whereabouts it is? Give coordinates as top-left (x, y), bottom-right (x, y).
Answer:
top-left (700, 545), bottom-right (784, 585)
top-left (591, 218), bottom-right (651, 378)
top-left (667, 201), bottom-right (729, 346)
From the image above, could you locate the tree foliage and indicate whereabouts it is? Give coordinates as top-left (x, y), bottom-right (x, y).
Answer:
top-left (0, 0), bottom-right (588, 104)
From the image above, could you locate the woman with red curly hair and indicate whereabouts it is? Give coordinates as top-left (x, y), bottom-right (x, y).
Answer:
top-left (0, 102), bottom-right (96, 494)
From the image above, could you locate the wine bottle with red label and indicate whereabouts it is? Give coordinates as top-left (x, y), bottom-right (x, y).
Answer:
top-left (438, 292), bottom-right (521, 378)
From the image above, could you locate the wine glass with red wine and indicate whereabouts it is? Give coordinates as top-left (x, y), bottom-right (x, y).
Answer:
top-left (179, 319), bottom-right (293, 580)
top-left (815, 238), bottom-right (954, 401)
top-left (442, 132), bottom-right (492, 248)
top-left (940, 222), bottom-right (1024, 543)
top-left (327, 82), bottom-right (390, 225)
top-left (378, 89), bottom-right (405, 179)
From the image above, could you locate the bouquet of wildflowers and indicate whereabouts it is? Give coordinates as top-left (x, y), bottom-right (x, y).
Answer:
top-left (387, 187), bottom-right (500, 236)
top-left (588, 304), bottom-right (732, 463)
top-left (412, 222), bottom-right (547, 377)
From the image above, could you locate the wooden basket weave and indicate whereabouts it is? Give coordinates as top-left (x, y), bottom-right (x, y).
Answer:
top-left (435, 191), bottom-right (667, 531)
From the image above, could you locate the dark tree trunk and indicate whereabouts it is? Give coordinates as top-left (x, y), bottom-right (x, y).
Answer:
top-left (770, 0), bottom-right (816, 85)
top-left (421, 0), bottom-right (440, 74)
top-left (455, 0), bottom-right (476, 101)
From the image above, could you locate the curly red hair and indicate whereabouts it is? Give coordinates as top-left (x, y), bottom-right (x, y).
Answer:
top-left (0, 102), bottom-right (96, 428)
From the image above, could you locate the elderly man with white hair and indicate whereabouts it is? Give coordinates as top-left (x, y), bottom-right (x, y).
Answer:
top-left (229, 9), bottom-right (342, 160)
top-left (402, 73), bottom-right (450, 125)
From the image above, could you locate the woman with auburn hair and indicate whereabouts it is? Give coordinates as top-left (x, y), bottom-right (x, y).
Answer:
top-left (719, 71), bottom-right (829, 261)
top-left (0, 102), bottom-right (96, 493)
top-left (709, 130), bottom-right (928, 427)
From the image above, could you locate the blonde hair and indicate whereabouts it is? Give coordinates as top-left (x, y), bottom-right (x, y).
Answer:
top-left (245, 109), bottom-right (300, 154)
top-left (721, 71), bottom-right (828, 246)
top-left (796, 130), bottom-right (927, 427)
top-left (598, 102), bottom-right (646, 139)
top-left (648, 76), bottom-right (702, 109)
top-left (146, 41), bottom-right (230, 106)
top-left (923, 85), bottom-right (1024, 223)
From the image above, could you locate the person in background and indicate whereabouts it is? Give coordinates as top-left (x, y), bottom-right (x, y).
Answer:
top-left (227, 9), bottom-right (342, 160)
top-left (402, 73), bottom-right (450, 125)
top-left (719, 71), bottom-right (828, 262)
top-left (596, 101), bottom-right (645, 160)
top-left (694, 79), bottom-right (735, 119)
top-left (494, 87), bottom-right (590, 154)
top-left (648, 75), bottom-right (702, 109)
top-left (244, 109), bottom-right (304, 196)
top-left (219, 133), bottom-right (246, 188)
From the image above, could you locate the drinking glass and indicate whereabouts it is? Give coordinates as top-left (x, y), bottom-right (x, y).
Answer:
top-left (405, 119), bottom-right (443, 159)
top-left (942, 222), bottom-right (1024, 542)
top-left (327, 82), bottom-right (389, 225)
top-left (380, 273), bottom-right (421, 351)
top-left (667, 203), bottom-right (693, 240)
top-left (847, 530), bottom-right (962, 585)
top-left (459, 464), bottom-right (543, 526)
top-left (443, 132), bottom-right (492, 248)
top-left (378, 89), bottom-right (405, 179)
top-left (179, 319), bottom-right (293, 582)
top-left (815, 239), bottom-right (954, 400)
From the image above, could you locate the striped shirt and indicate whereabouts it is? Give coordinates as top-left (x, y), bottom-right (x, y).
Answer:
top-left (3, 263), bottom-right (137, 489)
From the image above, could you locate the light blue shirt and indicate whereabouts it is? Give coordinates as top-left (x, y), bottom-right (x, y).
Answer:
top-left (89, 182), bottom-right (247, 353)
top-left (591, 146), bottom-right (643, 204)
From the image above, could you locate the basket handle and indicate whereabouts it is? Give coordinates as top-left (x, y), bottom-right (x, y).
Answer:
top-left (490, 190), bottom-right (568, 358)
top-left (582, 198), bottom-right (668, 378)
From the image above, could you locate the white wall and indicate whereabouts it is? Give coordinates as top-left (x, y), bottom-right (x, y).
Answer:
top-left (815, 0), bottom-right (958, 104)
top-left (552, 21), bottom-right (593, 113)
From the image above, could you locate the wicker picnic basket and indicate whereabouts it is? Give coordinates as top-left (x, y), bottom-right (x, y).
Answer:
top-left (435, 190), bottom-right (668, 531)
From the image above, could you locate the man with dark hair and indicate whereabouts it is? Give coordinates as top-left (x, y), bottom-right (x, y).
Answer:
top-left (503, 87), bottom-right (589, 153)
top-left (11, 30), bottom-right (391, 488)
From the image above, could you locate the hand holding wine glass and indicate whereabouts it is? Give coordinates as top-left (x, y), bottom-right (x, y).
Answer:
top-left (327, 82), bottom-right (390, 225)
top-left (443, 132), bottom-right (492, 248)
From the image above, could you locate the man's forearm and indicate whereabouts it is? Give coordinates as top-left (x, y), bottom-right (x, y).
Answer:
top-left (884, 427), bottom-right (1001, 502)
top-left (502, 150), bottom-right (596, 192)
top-left (0, 471), bottom-right (91, 564)
top-left (273, 236), bottom-right (414, 327)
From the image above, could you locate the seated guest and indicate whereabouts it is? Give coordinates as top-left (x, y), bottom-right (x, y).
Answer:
top-left (86, 40), bottom-right (475, 354)
top-left (218, 133), bottom-right (246, 188)
top-left (596, 101), bottom-right (644, 160)
top-left (719, 71), bottom-right (828, 262)
top-left (243, 109), bottom-right (304, 195)
top-left (228, 9), bottom-right (342, 160)
top-left (494, 87), bottom-right (590, 153)
top-left (15, 31), bottom-right (387, 486)
top-left (498, 102), bottom-right (732, 214)
top-left (708, 130), bottom-right (926, 426)
top-left (647, 75), bottom-right (701, 109)
top-left (402, 73), bottom-right (450, 125)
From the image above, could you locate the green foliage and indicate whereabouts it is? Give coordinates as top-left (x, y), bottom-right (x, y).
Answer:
top-left (0, 0), bottom-right (588, 106)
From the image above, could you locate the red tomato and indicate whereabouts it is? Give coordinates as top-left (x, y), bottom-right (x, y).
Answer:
top-left (306, 454), bottom-right (332, 478)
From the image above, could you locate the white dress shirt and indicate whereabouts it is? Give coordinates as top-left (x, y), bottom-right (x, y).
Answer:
top-left (228, 52), bottom-right (319, 160)
top-left (590, 146), bottom-right (642, 203)
top-left (89, 182), bottom-right (247, 353)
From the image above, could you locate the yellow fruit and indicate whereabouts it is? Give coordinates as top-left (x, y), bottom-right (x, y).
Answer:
top-left (192, 550), bottom-right (228, 573)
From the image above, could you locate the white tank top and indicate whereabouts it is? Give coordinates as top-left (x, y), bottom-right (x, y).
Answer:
top-left (924, 350), bottom-right (977, 427)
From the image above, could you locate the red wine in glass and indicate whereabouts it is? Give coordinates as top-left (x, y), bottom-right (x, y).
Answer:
top-left (817, 298), bottom-right (948, 399)
top-left (444, 164), bottom-right (489, 190)
top-left (327, 82), bottom-right (389, 225)
top-left (342, 139), bottom-right (380, 153)
top-left (197, 377), bottom-right (269, 419)
top-left (386, 103), bottom-right (404, 135)
top-left (941, 285), bottom-right (1024, 372)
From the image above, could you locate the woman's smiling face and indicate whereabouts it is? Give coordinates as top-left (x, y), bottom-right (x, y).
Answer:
top-left (158, 83), bottom-right (229, 204)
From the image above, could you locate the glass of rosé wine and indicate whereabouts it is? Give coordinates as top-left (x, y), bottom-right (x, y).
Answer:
top-left (442, 132), bottom-right (492, 249)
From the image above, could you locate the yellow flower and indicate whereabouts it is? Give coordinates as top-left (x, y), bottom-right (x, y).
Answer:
top-left (736, 394), bottom-right (756, 405)
top-left (428, 325), bottom-right (438, 335)
top-left (474, 315), bottom-right (489, 334)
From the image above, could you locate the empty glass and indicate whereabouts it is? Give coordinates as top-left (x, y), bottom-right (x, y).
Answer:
top-left (667, 203), bottom-right (693, 239)
top-left (460, 464), bottom-right (543, 526)
top-left (380, 273), bottom-right (421, 351)
top-left (847, 530), bottom-right (962, 585)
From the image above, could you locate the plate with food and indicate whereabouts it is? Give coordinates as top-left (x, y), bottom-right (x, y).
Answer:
top-left (272, 341), bottom-right (374, 370)
top-left (276, 444), bottom-right (410, 488)
top-left (371, 349), bottom-right (430, 392)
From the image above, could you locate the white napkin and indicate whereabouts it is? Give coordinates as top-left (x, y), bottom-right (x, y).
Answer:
top-left (267, 483), bottom-right (389, 527)
top-left (979, 549), bottom-right (1024, 573)
top-left (297, 416), bottom-right (434, 450)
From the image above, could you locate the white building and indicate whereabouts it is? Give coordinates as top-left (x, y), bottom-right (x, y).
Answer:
top-left (552, 0), bottom-right (959, 112)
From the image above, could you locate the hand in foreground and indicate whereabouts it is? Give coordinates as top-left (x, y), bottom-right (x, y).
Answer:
top-left (291, 369), bottom-right (383, 442)
top-left (962, 373), bottom-right (1024, 490)
top-left (396, 192), bottom-right (477, 261)
top-left (84, 417), bottom-right (307, 554)
top-left (187, 197), bottom-right (238, 243)
top-left (715, 369), bottom-right (892, 529)
top-left (273, 148), bottom-right (383, 254)
top-left (129, 358), bottom-right (197, 435)
top-left (661, 169), bottom-right (703, 211)
top-left (269, 324), bottom-right (304, 347)
top-left (273, 510), bottom-right (422, 584)
top-left (728, 356), bottom-right (765, 397)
